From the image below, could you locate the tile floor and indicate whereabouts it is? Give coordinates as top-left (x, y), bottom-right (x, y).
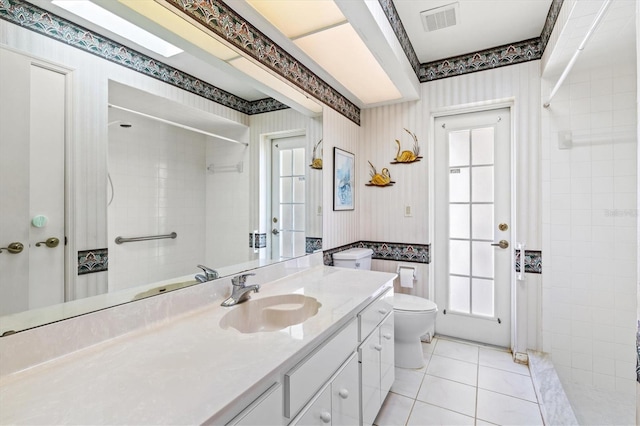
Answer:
top-left (374, 337), bottom-right (544, 426)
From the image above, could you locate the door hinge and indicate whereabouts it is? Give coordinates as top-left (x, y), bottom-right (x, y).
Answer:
top-left (64, 236), bottom-right (68, 246)
top-left (443, 309), bottom-right (446, 315)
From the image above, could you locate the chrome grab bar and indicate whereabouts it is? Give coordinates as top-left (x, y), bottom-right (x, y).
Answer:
top-left (115, 232), bottom-right (177, 245)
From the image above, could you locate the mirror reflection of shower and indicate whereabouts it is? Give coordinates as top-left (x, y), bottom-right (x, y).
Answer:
top-left (106, 120), bottom-right (132, 207)
top-left (106, 99), bottom-right (250, 294)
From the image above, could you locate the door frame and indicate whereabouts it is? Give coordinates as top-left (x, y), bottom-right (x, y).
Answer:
top-left (258, 128), bottom-right (306, 260)
top-left (428, 98), bottom-right (519, 352)
top-left (0, 45), bottom-right (74, 303)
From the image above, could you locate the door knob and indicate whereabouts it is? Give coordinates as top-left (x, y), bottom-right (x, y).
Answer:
top-left (271, 229), bottom-right (280, 235)
top-left (0, 242), bottom-right (24, 254)
top-left (491, 240), bottom-right (509, 249)
top-left (36, 237), bottom-right (60, 248)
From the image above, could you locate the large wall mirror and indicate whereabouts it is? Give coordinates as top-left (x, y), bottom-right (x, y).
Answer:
top-left (0, 0), bottom-right (323, 336)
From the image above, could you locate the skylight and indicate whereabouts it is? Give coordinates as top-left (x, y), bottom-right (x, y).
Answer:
top-left (51, 0), bottom-right (183, 58)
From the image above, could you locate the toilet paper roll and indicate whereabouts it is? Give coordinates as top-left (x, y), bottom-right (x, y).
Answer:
top-left (399, 267), bottom-right (414, 288)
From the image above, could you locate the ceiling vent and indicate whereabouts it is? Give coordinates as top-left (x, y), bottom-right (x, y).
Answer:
top-left (420, 2), bottom-right (459, 32)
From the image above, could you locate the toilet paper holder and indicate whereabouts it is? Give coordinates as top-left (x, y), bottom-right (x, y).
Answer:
top-left (396, 265), bottom-right (416, 288)
top-left (396, 265), bottom-right (416, 278)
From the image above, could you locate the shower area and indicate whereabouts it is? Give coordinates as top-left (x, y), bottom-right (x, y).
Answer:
top-left (539, 0), bottom-right (637, 423)
top-left (107, 82), bottom-right (250, 293)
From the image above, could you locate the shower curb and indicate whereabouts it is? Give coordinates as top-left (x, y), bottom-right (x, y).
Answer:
top-left (528, 350), bottom-right (579, 425)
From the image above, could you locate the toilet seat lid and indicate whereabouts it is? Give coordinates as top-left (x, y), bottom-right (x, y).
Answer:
top-left (393, 294), bottom-right (437, 312)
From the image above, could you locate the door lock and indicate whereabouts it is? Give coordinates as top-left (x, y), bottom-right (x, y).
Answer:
top-left (498, 223), bottom-right (508, 231)
top-left (272, 229), bottom-right (280, 235)
top-left (0, 242), bottom-right (24, 254)
top-left (36, 237), bottom-right (60, 248)
top-left (491, 240), bottom-right (509, 249)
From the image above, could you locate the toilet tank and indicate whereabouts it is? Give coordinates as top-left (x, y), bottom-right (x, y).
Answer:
top-left (332, 248), bottom-right (373, 270)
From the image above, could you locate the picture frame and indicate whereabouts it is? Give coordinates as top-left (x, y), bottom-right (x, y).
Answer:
top-left (333, 147), bottom-right (355, 211)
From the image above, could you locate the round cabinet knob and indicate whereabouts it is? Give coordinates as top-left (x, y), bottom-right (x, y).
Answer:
top-left (320, 411), bottom-right (331, 423)
top-left (374, 344), bottom-right (383, 352)
top-left (383, 333), bottom-right (392, 340)
top-left (338, 388), bottom-right (349, 399)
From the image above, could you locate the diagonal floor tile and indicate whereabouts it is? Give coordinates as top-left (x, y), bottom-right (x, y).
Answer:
top-left (433, 339), bottom-right (479, 364)
top-left (476, 389), bottom-right (544, 425)
top-left (478, 365), bottom-right (537, 402)
top-left (391, 367), bottom-right (426, 399)
top-left (407, 401), bottom-right (475, 426)
top-left (478, 347), bottom-right (530, 375)
top-left (426, 355), bottom-right (478, 386)
top-left (416, 375), bottom-right (477, 417)
top-left (374, 392), bottom-right (414, 426)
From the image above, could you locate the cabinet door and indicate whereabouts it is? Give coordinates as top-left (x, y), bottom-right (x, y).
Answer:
top-left (359, 331), bottom-right (380, 426)
top-left (379, 313), bottom-right (395, 396)
top-left (292, 384), bottom-right (332, 426)
top-left (331, 354), bottom-right (359, 426)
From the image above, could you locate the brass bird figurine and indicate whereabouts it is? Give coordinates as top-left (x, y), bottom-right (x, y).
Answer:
top-left (309, 139), bottom-right (323, 169)
top-left (392, 128), bottom-right (422, 163)
top-left (367, 161), bottom-right (394, 186)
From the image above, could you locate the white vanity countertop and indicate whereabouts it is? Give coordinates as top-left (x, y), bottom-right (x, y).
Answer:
top-left (0, 266), bottom-right (395, 425)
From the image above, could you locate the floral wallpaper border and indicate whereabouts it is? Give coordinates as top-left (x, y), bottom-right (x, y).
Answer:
top-left (324, 241), bottom-right (430, 266)
top-left (0, 0), bottom-right (289, 116)
top-left (249, 233), bottom-right (267, 249)
top-left (636, 320), bottom-right (640, 383)
top-left (419, 38), bottom-right (542, 82)
top-left (162, 0), bottom-right (361, 125)
top-left (305, 237), bottom-right (323, 254)
top-left (77, 249), bottom-right (108, 275)
top-left (515, 250), bottom-right (542, 274)
top-left (378, 0), bottom-right (564, 83)
top-left (325, 242), bottom-right (543, 275)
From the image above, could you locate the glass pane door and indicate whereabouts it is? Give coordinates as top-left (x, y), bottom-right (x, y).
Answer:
top-left (448, 127), bottom-right (496, 317)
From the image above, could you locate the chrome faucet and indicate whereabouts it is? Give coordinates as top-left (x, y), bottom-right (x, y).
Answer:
top-left (221, 273), bottom-right (260, 307)
top-left (195, 264), bottom-right (219, 283)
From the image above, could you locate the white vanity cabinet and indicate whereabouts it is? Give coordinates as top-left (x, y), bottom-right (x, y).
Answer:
top-left (291, 353), bottom-right (359, 426)
top-left (358, 289), bottom-right (395, 426)
top-left (287, 287), bottom-right (394, 426)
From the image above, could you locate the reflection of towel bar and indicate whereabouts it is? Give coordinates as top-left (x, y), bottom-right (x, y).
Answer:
top-left (207, 162), bottom-right (243, 173)
top-left (115, 232), bottom-right (177, 244)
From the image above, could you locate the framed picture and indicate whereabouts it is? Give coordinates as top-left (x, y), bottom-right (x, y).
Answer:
top-left (333, 147), bottom-right (355, 211)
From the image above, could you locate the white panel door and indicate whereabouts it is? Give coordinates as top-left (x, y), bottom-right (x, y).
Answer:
top-left (434, 108), bottom-right (512, 347)
top-left (270, 135), bottom-right (306, 260)
top-left (0, 48), bottom-right (66, 316)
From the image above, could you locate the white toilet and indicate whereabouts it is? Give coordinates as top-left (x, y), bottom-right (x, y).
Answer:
top-left (393, 293), bottom-right (437, 369)
top-left (332, 248), bottom-right (438, 369)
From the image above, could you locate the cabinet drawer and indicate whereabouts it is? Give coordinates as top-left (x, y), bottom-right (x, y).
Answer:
top-left (227, 383), bottom-right (282, 426)
top-left (285, 318), bottom-right (357, 419)
top-left (358, 289), bottom-right (392, 341)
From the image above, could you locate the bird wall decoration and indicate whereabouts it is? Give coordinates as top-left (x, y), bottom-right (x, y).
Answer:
top-left (309, 139), bottom-right (323, 169)
top-left (366, 160), bottom-right (395, 187)
top-left (391, 128), bottom-right (422, 164)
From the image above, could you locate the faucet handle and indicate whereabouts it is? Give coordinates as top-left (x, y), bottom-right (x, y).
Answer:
top-left (232, 273), bottom-right (256, 286)
top-left (196, 264), bottom-right (219, 281)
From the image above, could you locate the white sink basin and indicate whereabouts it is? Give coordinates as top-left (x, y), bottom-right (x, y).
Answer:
top-left (219, 294), bottom-right (322, 333)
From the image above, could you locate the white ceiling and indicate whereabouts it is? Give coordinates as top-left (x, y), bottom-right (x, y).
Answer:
top-left (393, 0), bottom-right (553, 63)
top-left (542, 0), bottom-right (636, 76)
